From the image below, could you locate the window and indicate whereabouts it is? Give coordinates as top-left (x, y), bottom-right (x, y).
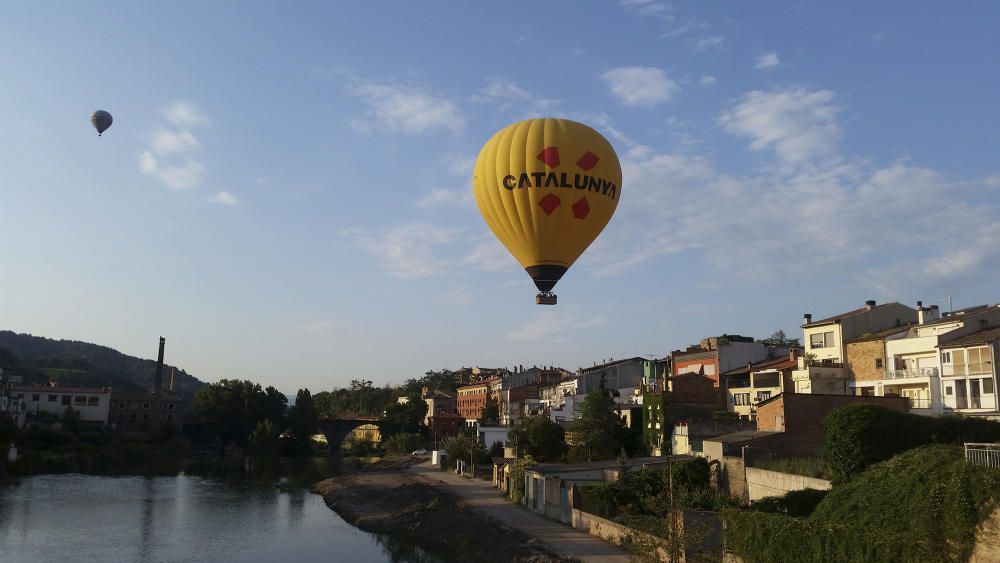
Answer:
top-left (32, 394), bottom-right (40, 402)
top-left (810, 331), bottom-right (835, 349)
top-left (942, 351), bottom-right (952, 364)
top-left (129, 413), bottom-right (137, 421)
top-left (968, 347), bottom-right (991, 375)
top-left (48, 394), bottom-right (57, 402)
top-left (119, 401), bottom-right (126, 409)
top-left (62, 395), bottom-right (71, 406)
top-left (74, 396), bottom-right (86, 405)
top-left (756, 391), bottom-right (772, 403)
top-left (167, 414), bottom-right (174, 421)
top-left (87, 397), bottom-right (99, 406)
top-left (733, 393), bottom-right (751, 406)
top-left (143, 402), bottom-right (150, 410)
top-left (875, 358), bottom-right (883, 369)
top-left (945, 385), bottom-right (953, 396)
top-left (142, 414), bottom-right (149, 421)
top-left (131, 401), bottom-right (138, 410)
top-left (985, 379), bottom-right (995, 394)
top-left (117, 413), bottom-right (124, 420)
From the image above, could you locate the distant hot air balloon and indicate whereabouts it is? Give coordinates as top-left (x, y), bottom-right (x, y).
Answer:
top-left (472, 118), bottom-right (622, 305)
top-left (90, 110), bottom-right (113, 136)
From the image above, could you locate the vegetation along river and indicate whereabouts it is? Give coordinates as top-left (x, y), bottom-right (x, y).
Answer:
top-left (0, 473), bottom-right (430, 562)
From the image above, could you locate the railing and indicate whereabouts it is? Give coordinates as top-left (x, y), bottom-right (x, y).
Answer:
top-left (802, 360), bottom-right (845, 369)
top-left (885, 367), bottom-right (939, 380)
top-left (905, 397), bottom-right (932, 409)
top-left (965, 443), bottom-right (1000, 469)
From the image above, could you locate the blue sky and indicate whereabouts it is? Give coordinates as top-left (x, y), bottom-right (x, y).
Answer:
top-left (3, 2), bottom-right (999, 393)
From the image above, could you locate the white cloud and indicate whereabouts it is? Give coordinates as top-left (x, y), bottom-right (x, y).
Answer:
top-left (694, 35), bottom-right (725, 52)
top-left (507, 306), bottom-right (608, 342)
top-left (601, 66), bottom-right (680, 106)
top-left (347, 80), bottom-right (464, 135)
top-left (354, 224), bottom-right (463, 279)
top-left (441, 153), bottom-right (476, 177)
top-left (139, 100), bottom-right (208, 190)
top-left (138, 151), bottom-right (205, 190)
top-left (209, 191), bottom-right (239, 206)
top-left (415, 187), bottom-right (473, 209)
top-left (162, 101), bottom-right (208, 127)
top-left (461, 240), bottom-right (516, 273)
top-left (473, 78), bottom-right (560, 115)
top-left (618, 0), bottom-right (670, 17)
top-left (754, 52), bottom-right (780, 69)
top-left (150, 129), bottom-right (200, 156)
top-left (699, 76), bottom-right (717, 86)
top-left (719, 88), bottom-right (841, 163)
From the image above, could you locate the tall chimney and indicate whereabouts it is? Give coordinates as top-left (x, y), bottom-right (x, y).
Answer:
top-left (803, 313), bottom-right (812, 325)
top-left (865, 300), bottom-right (876, 310)
top-left (169, 367), bottom-right (176, 393)
top-left (154, 337), bottom-right (165, 395)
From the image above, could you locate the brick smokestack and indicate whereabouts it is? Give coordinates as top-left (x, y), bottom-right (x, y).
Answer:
top-left (154, 337), bottom-right (165, 396)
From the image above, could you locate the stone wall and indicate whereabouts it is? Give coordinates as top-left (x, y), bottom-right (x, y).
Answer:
top-left (845, 340), bottom-right (885, 383)
top-left (745, 467), bottom-right (831, 502)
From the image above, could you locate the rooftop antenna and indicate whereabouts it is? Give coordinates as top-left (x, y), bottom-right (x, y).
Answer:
top-left (942, 296), bottom-right (954, 313)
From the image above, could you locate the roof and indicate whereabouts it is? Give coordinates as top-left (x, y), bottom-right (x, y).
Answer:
top-left (721, 355), bottom-right (798, 377)
top-left (916, 305), bottom-right (997, 328)
top-left (110, 390), bottom-right (184, 402)
top-left (580, 357), bottom-right (647, 373)
top-left (845, 324), bottom-right (916, 343)
top-left (528, 455), bottom-right (692, 475)
top-left (492, 457), bottom-right (516, 467)
top-left (939, 326), bottom-right (1000, 348)
top-left (12, 385), bottom-right (109, 394)
top-left (803, 302), bottom-right (906, 328)
top-left (703, 430), bottom-right (782, 444)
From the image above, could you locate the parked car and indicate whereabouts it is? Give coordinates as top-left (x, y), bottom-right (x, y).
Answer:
top-left (411, 449), bottom-right (428, 456)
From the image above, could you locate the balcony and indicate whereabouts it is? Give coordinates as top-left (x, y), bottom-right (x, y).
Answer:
top-left (884, 367), bottom-right (939, 380)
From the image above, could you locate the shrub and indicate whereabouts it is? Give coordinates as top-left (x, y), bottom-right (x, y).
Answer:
top-left (381, 432), bottom-right (422, 455)
top-left (824, 404), bottom-right (1000, 483)
top-left (751, 488), bottom-right (828, 517)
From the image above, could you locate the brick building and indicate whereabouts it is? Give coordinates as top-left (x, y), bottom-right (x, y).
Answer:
top-left (456, 379), bottom-right (497, 421)
top-left (673, 336), bottom-right (789, 388)
top-left (109, 390), bottom-right (184, 431)
top-left (642, 373), bottom-right (725, 453)
top-left (844, 325), bottom-right (915, 394)
top-left (756, 393), bottom-right (909, 457)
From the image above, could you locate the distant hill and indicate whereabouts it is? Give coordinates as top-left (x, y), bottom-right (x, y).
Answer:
top-left (0, 331), bottom-right (206, 404)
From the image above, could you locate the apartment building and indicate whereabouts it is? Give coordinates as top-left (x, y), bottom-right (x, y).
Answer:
top-left (673, 336), bottom-right (789, 388)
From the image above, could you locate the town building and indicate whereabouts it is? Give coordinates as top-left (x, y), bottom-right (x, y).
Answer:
top-left (720, 351), bottom-right (800, 419)
top-left (421, 388), bottom-right (456, 425)
top-left (0, 368), bottom-right (26, 428)
top-left (844, 324), bottom-right (916, 396)
top-left (642, 373), bottom-right (725, 454)
top-left (456, 379), bottom-right (497, 423)
top-left (755, 393), bottom-right (909, 457)
top-left (501, 384), bottom-right (540, 426)
top-left (12, 384), bottom-right (111, 426)
top-left (108, 390), bottom-right (184, 431)
top-left (427, 412), bottom-right (465, 439)
top-left (792, 300), bottom-right (918, 395)
top-left (878, 304), bottom-right (1000, 414)
top-left (938, 326), bottom-right (1000, 416)
top-left (477, 426), bottom-right (509, 450)
top-left (673, 336), bottom-right (789, 388)
top-left (577, 357), bottom-right (646, 396)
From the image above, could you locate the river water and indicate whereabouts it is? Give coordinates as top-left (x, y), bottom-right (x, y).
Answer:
top-left (0, 473), bottom-right (412, 562)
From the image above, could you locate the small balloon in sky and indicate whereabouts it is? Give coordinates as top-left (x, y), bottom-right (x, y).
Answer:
top-left (472, 118), bottom-right (623, 305)
top-left (90, 110), bottom-right (113, 136)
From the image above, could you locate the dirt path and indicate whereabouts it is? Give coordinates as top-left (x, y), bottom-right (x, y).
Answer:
top-left (408, 463), bottom-right (630, 563)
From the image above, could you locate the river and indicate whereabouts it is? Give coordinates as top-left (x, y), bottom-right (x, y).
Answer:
top-left (0, 473), bottom-right (425, 562)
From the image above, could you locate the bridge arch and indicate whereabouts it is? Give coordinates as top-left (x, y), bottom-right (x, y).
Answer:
top-left (318, 417), bottom-right (384, 468)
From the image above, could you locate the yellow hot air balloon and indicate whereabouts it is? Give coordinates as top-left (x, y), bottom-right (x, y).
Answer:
top-left (473, 118), bottom-right (622, 305)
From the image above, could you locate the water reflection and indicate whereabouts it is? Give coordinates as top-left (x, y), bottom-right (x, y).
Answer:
top-left (0, 474), bottom-right (434, 562)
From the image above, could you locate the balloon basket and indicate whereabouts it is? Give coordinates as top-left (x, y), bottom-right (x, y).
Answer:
top-left (535, 292), bottom-right (557, 305)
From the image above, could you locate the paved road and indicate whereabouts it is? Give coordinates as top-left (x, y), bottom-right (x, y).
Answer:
top-left (409, 463), bottom-right (630, 562)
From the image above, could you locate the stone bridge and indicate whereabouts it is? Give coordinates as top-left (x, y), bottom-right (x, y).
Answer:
top-left (318, 417), bottom-right (383, 467)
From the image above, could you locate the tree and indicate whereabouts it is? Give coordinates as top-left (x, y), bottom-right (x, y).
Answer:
top-left (287, 388), bottom-right (319, 454)
top-left (248, 419), bottom-right (280, 458)
top-left (570, 380), bottom-right (625, 462)
top-left (192, 379), bottom-right (288, 445)
top-left (479, 397), bottom-right (500, 425)
top-left (380, 395), bottom-right (427, 438)
top-left (382, 432), bottom-right (422, 455)
top-left (509, 416), bottom-right (567, 462)
top-left (761, 330), bottom-right (801, 347)
top-left (60, 406), bottom-right (81, 436)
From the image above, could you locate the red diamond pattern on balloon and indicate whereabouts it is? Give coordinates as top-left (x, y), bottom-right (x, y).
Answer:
top-left (537, 146), bottom-right (560, 168)
top-left (576, 151), bottom-right (599, 171)
top-left (538, 194), bottom-right (561, 215)
top-left (572, 197), bottom-right (590, 219)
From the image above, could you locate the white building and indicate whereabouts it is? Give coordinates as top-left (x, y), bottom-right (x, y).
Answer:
top-left (879, 305), bottom-right (1000, 415)
top-left (793, 301), bottom-right (918, 394)
top-left (12, 385), bottom-right (111, 425)
top-left (938, 327), bottom-right (1000, 416)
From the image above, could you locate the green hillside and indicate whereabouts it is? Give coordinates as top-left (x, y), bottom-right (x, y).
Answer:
top-left (0, 331), bottom-right (205, 404)
top-left (726, 445), bottom-right (1000, 562)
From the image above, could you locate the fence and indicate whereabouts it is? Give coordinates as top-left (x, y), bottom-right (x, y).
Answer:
top-left (964, 443), bottom-right (1000, 469)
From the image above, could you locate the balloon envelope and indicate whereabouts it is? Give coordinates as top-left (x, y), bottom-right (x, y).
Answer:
top-left (91, 110), bottom-right (113, 135)
top-left (472, 118), bottom-right (622, 295)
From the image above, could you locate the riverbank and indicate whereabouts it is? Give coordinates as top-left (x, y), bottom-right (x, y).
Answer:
top-left (314, 468), bottom-right (570, 562)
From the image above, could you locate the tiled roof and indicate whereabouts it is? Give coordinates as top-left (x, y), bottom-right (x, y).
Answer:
top-left (939, 326), bottom-right (1000, 348)
top-left (12, 385), bottom-right (109, 394)
top-left (803, 302), bottom-right (904, 327)
top-left (845, 324), bottom-right (916, 343)
top-left (721, 355), bottom-right (797, 376)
